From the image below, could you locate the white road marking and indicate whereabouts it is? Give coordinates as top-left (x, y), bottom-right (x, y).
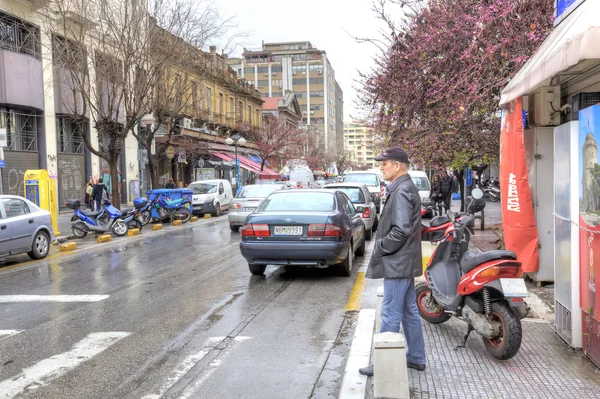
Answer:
top-left (177, 336), bottom-right (252, 399)
top-left (141, 337), bottom-right (226, 399)
top-left (0, 330), bottom-right (22, 336)
top-left (338, 309), bottom-right (376, 399)
top-left (0, 332), bottom-right (130, 398)
top-left (0, 295), bottom-right (109, 303)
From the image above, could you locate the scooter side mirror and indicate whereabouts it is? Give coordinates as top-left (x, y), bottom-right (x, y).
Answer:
top-left (447, 210), bottom-right (456, 222)
top-left (471, 188), bottom-right (484, 199)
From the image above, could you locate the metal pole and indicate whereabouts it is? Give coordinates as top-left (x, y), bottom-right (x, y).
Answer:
top-left (235, 143), bottom-right (240, 191)
top-left (0, 146), bottom-right (4, 195)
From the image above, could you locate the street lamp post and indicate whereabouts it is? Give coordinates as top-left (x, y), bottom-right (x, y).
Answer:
top-left (140, 113), bottom-right (156, 190)
top-left (225, 135), bottom-right (246, 193)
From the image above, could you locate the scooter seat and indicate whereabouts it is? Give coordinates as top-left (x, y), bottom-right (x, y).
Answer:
top-left (120, 208), bottom-right (134, 216)
top-left (80, 210), bottom-right (99, 217)
top-left (429, 215), bottom-right (450, 227)
top-left (460, 250), bottom-right (517, 273)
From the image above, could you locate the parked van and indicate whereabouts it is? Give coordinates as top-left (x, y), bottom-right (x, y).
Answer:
top-left (408, 170), bottom-right (432, 207)
top-left (289, 166), bottom-right (315, 188)
top-left (188, 179), bottom-right (233, 216)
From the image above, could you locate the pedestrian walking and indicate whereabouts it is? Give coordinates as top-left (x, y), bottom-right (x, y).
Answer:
top-left (359, 147), bottom-right (426, 377)
top-left (439, 170), bottom-right (454, 214)
top-left (430, 174), bottom-right (443, 216)
top-left (91, 178), bottom-right (109, 212)
top-left (84, 178), bottom-right (95, 210)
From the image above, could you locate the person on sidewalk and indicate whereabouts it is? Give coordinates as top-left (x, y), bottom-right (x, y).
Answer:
top-left (91, 178), bottom-right (109, 212)
top-left (84, 178), bottom-right (95, 211)
top-left (439, 170), bottom-right (454, 214)
top-left (359, 147), bottom-right (426, 377)
top-left (430, 174), bottom-right (442, 217)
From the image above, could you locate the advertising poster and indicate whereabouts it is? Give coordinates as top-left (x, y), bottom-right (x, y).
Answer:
top-left (579, 104), bottom-right (600, 320)
top-left (499, 98), bottom-right (539, 272)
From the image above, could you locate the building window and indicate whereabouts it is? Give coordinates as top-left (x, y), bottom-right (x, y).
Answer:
top-left (0, 12), bottom-right (41, 58)
top-left (310, 104), bottom-right (323, 111)
top-left (292, 78), bottom-right (306, 86)
top-left (271, 79), bottom-right (282, 87)
top-left (244, 67), bottom-right (254, 74)
top-left (309, 77), bottom-right (324, 85)
top-left (271, 92), bottom-right (282, 97)
top-left (295, 92), bottom-right (305, 98)
top-left (257, 79), bottom-right (269, 87)
top-left (248, 105), bottom-right (252, 124)
top-left (272, 55), bottom-right (284, 62)
top-left (256, 109), bottom-right (260, 125)
top-left (219, 93), bottom-right (223, 115)
top-left (57, 116), bottom-right (85, 154)
top-left (291, 53), bottom-right (307, 61)
top-left (292, 65), bottom-right (307, 74)
top-left (0, 108), bottom-right (38, 152)
top-left (310, 91), bottom-right (324, 98)
top-left (206, 88), bottom-right (212, 115)
top-left (309, 64), bottom-right (324, 72)
top-left (238, 101), bottom-right (243, 120)
top-left (271, 65), bottom-right (283, 72)
top-left (257, 66), bottom-right (269, 74)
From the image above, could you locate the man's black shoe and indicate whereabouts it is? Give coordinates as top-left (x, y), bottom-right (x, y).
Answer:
top-left (358, 365), bottom-right (374, 376)
top-left (407, 361), bottom-right (426, 371)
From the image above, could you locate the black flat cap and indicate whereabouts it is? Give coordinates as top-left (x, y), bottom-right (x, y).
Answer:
top-left (374, 147), bottom-right (410, 163)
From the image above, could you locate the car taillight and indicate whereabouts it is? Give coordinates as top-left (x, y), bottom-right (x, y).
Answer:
top-left (241, 224), bottom-right (270, 237)
top-left (234, 203), bottom-right (242, 209)
top-left (362, 207), bottom-right (371, 218)
top-left (308, 224), bottom-right (342, 237)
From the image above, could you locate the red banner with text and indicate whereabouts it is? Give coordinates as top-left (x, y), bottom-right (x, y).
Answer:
top-left (500, 98), bottom-right (539, 272)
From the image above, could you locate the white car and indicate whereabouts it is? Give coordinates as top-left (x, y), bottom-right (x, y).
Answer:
top-left (408, 170), bottom-right (432, 207)
top-left (0, 195), bottom-right (54, 260)
top-left (188, 179), bottom-right (233, 216)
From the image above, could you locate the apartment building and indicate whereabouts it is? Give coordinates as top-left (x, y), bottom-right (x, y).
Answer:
top-left (228, 41), bottom-right (343, 151)
top-left (343, 123), bottom-right (375, 168)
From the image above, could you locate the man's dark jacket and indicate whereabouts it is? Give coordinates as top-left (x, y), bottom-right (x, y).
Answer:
top-left (91, 184), bottom-right (108, 201)
top-left (439, 176), bottom-right (454, 195)
top-left (366, 173), bottom-right (422, 279)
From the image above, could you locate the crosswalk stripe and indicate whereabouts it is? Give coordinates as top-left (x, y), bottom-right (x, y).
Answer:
top-left (0, 295), bottom-right (109, 303)
top-left (0, 332), bottom-right (130, 398)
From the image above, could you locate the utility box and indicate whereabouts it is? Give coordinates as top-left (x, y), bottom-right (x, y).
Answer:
top-left (24, 169), bottom-right (58, 234)
top-left (530, 85), bottom-right (561, 126)
top-left (374, 332), bottom-right (409, 399)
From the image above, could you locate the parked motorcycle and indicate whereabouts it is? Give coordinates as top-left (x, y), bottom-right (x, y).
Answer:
top-left (421, 211), bottom-right (474, 243)
top-left (415, 188), bottom-right (529, 360)
top-left (150, 195), bottom-right (192, 223)
top-left (119, 198), bottom-right (148, 231)
top-left (66, 199), bottom-right (128, 238)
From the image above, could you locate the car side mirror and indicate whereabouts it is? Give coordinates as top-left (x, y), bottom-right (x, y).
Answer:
top-left (355, 205), bottom-right (365, 213)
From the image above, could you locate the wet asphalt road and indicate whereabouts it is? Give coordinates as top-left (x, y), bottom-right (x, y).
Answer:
top-left (0, 217), bottom-right (367, 398)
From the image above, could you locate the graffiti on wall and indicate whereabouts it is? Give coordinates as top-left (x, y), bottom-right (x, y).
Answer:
top-left (5, 168), bottom-right (26, 196)
top-left (58, 159), bottom-right (84, 202)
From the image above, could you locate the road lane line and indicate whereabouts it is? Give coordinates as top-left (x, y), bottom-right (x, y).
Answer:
top-left (345, 272), bottom-right (366, 312)
top-left (0, 332), bottom-right (130, 398)
top-left (140, 337), bottom-right (226, 399)
top-left (0, 330), bottom-right (22, 337)
top-left (0, 295), bottom-right (109, 303)
top-left (338, 309), bottom-right (375, 399)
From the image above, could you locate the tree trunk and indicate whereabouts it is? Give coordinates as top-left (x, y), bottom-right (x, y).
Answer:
top-left (260, 159), bottom-right (266, 172)
top-left (148, 151), bottom-right (159, 189)
top-left (455, 169), bottom-right (465, 213)
top-left (109, 153), bottom-right (121, 209)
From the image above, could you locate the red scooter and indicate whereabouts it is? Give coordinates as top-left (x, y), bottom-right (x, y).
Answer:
top-left (421, 207), bottom-right (474, 243)
top-left (416, 190), bottom-right (528, 360)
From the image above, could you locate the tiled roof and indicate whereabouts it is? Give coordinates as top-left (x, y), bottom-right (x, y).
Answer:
top-left (262, 97), bottom-right (281, 110)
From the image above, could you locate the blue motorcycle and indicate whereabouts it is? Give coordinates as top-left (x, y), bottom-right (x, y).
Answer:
top-left (151, 196), bottom-right (192, 223)
top-left (119, 198), bottom-right (148, 231)
top-left (66, 199), bottom-right (129, 238)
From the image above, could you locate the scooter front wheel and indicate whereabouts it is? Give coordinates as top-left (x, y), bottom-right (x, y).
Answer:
top-left (112, 220), bottom-right (129, 237)
top-left (483, 301), bottom-right (522, 360)
top-left (416, 282), bottom-right (451, 324)
top-left (72, 222), bottom-right (88, 238)
top-left (139, 210), bottom-right (152, 226)
top-left (174, 207), bottom-right (192, 223)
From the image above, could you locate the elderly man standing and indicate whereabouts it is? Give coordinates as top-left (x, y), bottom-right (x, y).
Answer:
top-left (359, 147), bottom-right (426, 376)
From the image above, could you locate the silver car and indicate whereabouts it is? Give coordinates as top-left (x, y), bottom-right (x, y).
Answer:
top-left (0, 195), bottom-right (54, 260)
top-left (228, 184), bottom-right (287, 232)
top-left (322, 183), bottom-right (378, 240)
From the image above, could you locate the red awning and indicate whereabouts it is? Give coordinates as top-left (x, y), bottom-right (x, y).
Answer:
top-left (236, 155), bottom-right (279, 179)
top-left (211, 152), bottom-right (264, 175)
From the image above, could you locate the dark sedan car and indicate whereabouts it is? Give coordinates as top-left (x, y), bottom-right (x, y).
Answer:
top-left (239, 189), bottom-right (366, 277)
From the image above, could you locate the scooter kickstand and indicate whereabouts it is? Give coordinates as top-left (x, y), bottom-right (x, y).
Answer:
top-left (455, 325), bottom-right (474, 350)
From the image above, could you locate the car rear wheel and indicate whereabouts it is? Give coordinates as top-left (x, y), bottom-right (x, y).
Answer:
top-left (230, 225), bottom-right (240, 232)
top-left (337, 242), bottom-right (353, 277)
top-left (213, 203), bottom-right (221, 217)
top-left (248, 263), bottom-right (266, 275)
top-left (372, 216), bottom-right (378, 233)
top-left (28, 231), bottom-right (50, 260)
top-left (355, 230), bottom-right (366, 256)
top-left (365, 226), bottom-right (372, 240)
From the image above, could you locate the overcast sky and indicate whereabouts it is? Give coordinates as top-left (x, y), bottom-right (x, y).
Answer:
top-left (212, 0), bottom-right (403, 122)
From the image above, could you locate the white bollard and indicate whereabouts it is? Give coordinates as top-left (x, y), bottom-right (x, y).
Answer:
top-left (376, 286), bottom-right (384, 333)
top-left (373, 332), bottom-right (410, 399)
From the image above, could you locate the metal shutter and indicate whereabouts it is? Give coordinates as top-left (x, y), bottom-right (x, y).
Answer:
top-left (57, 153), bottom-right (86, 209)
top-left (1, 151), bottom-right (39, 196)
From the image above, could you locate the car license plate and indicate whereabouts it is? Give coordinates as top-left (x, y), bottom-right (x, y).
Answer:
top-left (499, 278), bottom-right (528, 297)
top-left (244, 207), bottom-right (256, 212)
top-left (274, 226), bottom-right (303, 236)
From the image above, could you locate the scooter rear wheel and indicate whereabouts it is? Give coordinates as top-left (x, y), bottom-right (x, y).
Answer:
top-left (483, 301), bottom-right (522, 360)
top-left (112, 220), bottom-right (129, 237)
top-left (416, 282), bottom-right (451, 324)
top-left (72, 222), bottom-right (88, 238)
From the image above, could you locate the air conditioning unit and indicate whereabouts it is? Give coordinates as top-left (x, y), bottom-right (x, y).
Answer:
top-left (273, 72), bottom-right (277, 76)
top-left (530, 85), bottom-right (561, 126)
top-left (310, 111), bottom-right (314, 115)
top-left (181, 118), bottom-right (192, 129)
top-left (293, 72), bottom-right (297, 75)
top-left (318, 71), bottom-right (323, 75)
top-left (264, 73), bottom-right (269, 76)
top-left (302, 111), bottom-right (307, 114)
top-left (278, 85), bottom-right (282, 89)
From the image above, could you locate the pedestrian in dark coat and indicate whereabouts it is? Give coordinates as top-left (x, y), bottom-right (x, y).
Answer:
top-left (439, 170), bottom-right (454, 213)
top-left (359, 147), bottom-right (426, 377)
top-left (91, 178), bottom-right (109, 212)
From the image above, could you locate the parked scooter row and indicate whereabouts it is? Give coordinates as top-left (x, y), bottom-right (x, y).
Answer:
top-left (416, 189), bottom-right (529, 360)
top-left (138, 195), bottom-right (192, 225)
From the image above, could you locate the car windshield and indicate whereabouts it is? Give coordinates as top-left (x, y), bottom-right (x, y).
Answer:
top-left (345, 174), bottom-right (378, 186)
top-left (238, 186), bottom-right (279, 198)
top-left (189, 183), bottom-right (217, 194)
top-left (259, 192), bottom-right (335, 212)
top-left (411, 177), bottom-right (430, 191)
top-left (324, 187), bottom-right (365, 203)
